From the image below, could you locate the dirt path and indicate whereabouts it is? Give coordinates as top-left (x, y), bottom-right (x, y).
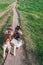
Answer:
top-left (12, 1), bottom-right (19, 30)
top-left (4, 47), bottom-right (27, 65)
top-left (4, 1), bottom-right (27, 65)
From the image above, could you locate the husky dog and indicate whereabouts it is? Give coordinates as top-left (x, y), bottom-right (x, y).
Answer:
top-left (11, 38), bottom-right (23, 56)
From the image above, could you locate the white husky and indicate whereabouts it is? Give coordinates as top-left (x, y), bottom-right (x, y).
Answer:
top-left (11, 38), bottom-right (23, 56)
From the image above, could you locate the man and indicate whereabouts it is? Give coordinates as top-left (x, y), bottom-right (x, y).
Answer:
top-left (14, 26), bottom-right (23, 40)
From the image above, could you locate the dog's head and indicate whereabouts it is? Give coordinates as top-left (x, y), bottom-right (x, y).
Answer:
top-left (4, 35), bottom-right (10, 41)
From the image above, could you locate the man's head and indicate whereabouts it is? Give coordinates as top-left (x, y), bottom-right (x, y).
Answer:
top-left (15, 26), bottom-right (21, 31)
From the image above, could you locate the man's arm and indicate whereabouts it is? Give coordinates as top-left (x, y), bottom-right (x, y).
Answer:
top-left (18, 29), bottom-right (23, 35)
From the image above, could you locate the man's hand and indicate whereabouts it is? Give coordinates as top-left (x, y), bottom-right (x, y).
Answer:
top-left (18, 29), bottom-right (23, 35)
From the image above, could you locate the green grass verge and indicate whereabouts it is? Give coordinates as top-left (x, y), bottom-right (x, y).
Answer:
top-left (17, 0), bottom-right (43, 65)
top-left (0, 0), bottom-right (15, 12)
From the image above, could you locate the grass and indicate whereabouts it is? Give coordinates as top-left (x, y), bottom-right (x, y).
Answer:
top-left (0, 0), bottom-right (15, 12)
top-left (0, 11), bottom-right (10, 23)
top-left (17, 0), bottom-right (43, 65)
top-left (0, 10), bottom-right (13, 64)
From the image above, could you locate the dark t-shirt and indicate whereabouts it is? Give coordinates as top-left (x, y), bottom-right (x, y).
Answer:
top-left (14, 26), bottom-right (21, 40)
top-left (14, 32), bottom-right (20, 40)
